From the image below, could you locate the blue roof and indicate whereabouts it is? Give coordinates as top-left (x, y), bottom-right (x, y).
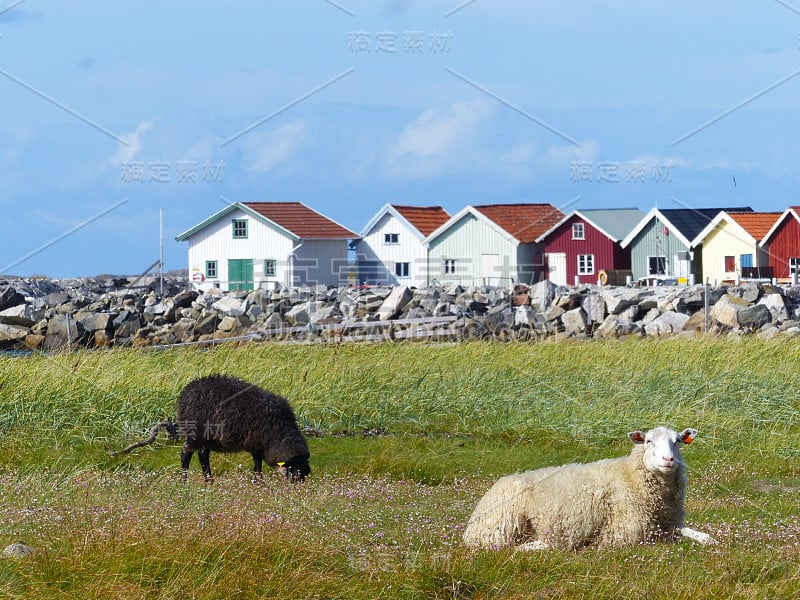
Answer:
top-left (658, 207), bottom-right (753, 241)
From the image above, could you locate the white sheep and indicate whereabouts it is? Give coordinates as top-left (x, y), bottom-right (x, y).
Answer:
top-left (462, 426), bottom-right (716, 550)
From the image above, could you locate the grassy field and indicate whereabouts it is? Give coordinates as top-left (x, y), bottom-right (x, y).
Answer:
top-left (0, 337), bottom-right (799, 598)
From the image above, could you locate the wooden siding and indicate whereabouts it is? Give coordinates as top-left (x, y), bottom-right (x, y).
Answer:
top-left (702, 222), bottom-right (769, 283)
top-left (428, 213), bottom-right (516, 286)
top-left (767, 214), bottom-right (800, 278)
top-left (543, 215), bottom-right (631, 284)
top-left (186, 208), bottom-right (292, 290)
top-left (294, 239), bottom-right (351, 287)
top-left (184, 207), bottom-right (350, 289)
top-left (629, 218), bottom-right (697, 281)
top-left (427, 213), bottom-right (546, 286)
top-left (356, 212), bottom-right (429, 286)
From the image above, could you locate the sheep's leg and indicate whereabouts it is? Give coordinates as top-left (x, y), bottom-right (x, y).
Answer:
top-left (251, 451), bottom-right (264, 481)
top-left (198, 447), bottom-right (213, 481)
top-left (515, 539), bottom-right (551, 551)
top-left (180, 444), bottom-right (194, 479)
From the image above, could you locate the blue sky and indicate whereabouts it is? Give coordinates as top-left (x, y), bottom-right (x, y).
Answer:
top-left (1, 0), bottom-right (800, 277)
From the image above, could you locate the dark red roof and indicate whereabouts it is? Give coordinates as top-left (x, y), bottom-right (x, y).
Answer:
top-left (243, 202), bottom-right (356, 239)
top-left (474, 204), bottom-right (565, 243)
top-left (392, 205), bottom-right (450, 237)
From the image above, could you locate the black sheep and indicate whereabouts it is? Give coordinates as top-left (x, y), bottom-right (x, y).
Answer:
top-left (115, 375), bottom-right (310, 482)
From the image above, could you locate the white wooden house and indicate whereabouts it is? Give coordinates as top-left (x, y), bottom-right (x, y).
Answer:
top-left (355, 204), bottom-right (450, 287)
top-left (423, 203), bottom-right (564, 287)
top-left (175, 202), bottom-right (357, 291)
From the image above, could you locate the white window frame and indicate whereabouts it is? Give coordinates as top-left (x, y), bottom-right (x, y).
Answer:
top-left (384, 233), bottom-right (399, 245)
top-left (264, 259), bottom-right (277, 277)
top-left (790, 258), bottom-right (800, 274)
top-left (444, 259), bottom-right (456, 274)
top-left (572, 222), bottom-right (585, 240)
top-left (648, 255), bottom-right (667, 275)
top-left (577, 254), bottom-right (594, 275)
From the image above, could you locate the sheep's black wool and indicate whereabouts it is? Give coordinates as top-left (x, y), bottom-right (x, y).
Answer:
top-left (176, 374), bottom-right (310, 481)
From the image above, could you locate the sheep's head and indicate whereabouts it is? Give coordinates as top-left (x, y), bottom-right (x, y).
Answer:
top-left (629, 426), bottom-right (696, 475)
top-left (276, 453), bottom-right (311, 482)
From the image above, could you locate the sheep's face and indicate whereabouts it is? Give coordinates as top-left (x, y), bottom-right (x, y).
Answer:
top-left (629, 426), bottom-right (697, 475)
top-left (276, 454), bottom-right (311, 482)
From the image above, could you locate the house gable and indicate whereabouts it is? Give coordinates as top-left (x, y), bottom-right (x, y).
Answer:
top-left (761, 207), bottom-right (800, 279)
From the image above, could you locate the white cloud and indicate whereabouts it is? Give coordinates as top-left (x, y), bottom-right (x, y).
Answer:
top-left (244, 119), bottom-right (309, 173)
top-left (631, 152), bottom-right (691, 170)
top-left (387, 99), bottom-right (494, 179)
top-left (107, 120), bottom-right (152, 167)
top-left (540, 139), bottom-right (601, 169)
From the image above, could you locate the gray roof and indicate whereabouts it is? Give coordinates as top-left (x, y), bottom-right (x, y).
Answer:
top-left (576, 208), bottom-right (645, 242)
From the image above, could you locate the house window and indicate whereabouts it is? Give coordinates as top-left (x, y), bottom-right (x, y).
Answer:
top-left (577, 254), bottom-right (594, 275)
top-left (648, 256), bottom-right (667, 275)
top-left (264, 259), bottom-right (277, 277)
top-left (572, 222), bottom-right (585, 240)
top-left (740, 254), bottom-right (753, 268)
top-left (444, 259), bottom-right (456, 274)
top-left (790, 258), bottom-right (800, 274)
top-left (384, 233), bottom-right (399, 244)
top-left (724, 256), bottom-right (735, 272)
top-left (395, 262), bottom-right (410, 278)
top-left (232, 219), bottom-right (248, 239)
top-left (205, 260), bottom-right (218, 279)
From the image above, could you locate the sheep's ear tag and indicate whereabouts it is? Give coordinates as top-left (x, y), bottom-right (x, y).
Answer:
top-left (682, 434), bottom-right (693, 445)
top-left (277, 461), bottom-right (285, 467)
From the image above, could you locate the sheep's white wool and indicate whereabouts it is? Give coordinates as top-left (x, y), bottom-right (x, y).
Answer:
top-left (463, 426), bottom-right (716, 550)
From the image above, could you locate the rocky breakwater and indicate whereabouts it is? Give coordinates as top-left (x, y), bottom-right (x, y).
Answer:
top-left (1, 277), bottom-right (800, 352)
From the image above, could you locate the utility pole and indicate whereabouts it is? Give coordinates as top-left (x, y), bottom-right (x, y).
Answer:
top-left (159, 208), bottom-right (164, 296)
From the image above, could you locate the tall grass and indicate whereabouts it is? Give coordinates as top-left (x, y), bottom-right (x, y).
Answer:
top-left (1, 337), bottom-right (799, 598)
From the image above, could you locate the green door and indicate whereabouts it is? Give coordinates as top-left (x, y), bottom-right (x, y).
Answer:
top-left (228, 259), bottom-right (254, 291)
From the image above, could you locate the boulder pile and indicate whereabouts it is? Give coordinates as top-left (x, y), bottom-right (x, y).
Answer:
top-left (1, 276), bottom-right (799, 351)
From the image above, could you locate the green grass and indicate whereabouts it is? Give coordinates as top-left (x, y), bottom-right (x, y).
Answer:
top-left (1, 337), bottom-right (799, 598)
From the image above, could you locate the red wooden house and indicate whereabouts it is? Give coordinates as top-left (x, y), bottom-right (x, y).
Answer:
top-left (536, 208), bottom-right (644, 285)
top-left (760, 206), bottom-right (800, 280)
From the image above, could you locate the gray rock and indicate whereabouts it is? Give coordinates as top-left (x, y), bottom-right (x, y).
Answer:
top-left (529, 280), bottom-right (557, 312)
top-left (377, 286), bottom-right (413, 320)
top-left (596, 315), bottom-right (640, 339)
top-left (484, 305), bottom-right (513, 333)
top-left (643, 311), bottom-right (691, 337)
top-left (543, 304), bottom-right (565, 322)
top-left (0, 286), bottom-right (25, 311)
top-left (709, 295), bottom-right (748, 329)
top-left (0, 304), bottom-right (41, 327)
top-left (112, 311), bottom-right (141, 338)
top-left (581, 292), bottom-right (606, 325)
top-left (641, 307), bottom-right (660, 325)
top-left (601, 287), bottom-right (651, 315)
top-left (1, 543), bottom-right (36, 559)
top-left (76, 311), bottom-right (116, 333)
top-left (211, 295), bottom-right (246, 317)
top-left (44, 313), bottom-right (85, 350)
top-left (737, 303), bottom-right (771, 330)
top-left (758, 294), bottom-right (789, 324)
top-left (561, 307), bottom-right (587, 335)
top-left (0, 323), bottom-right (29, 347)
